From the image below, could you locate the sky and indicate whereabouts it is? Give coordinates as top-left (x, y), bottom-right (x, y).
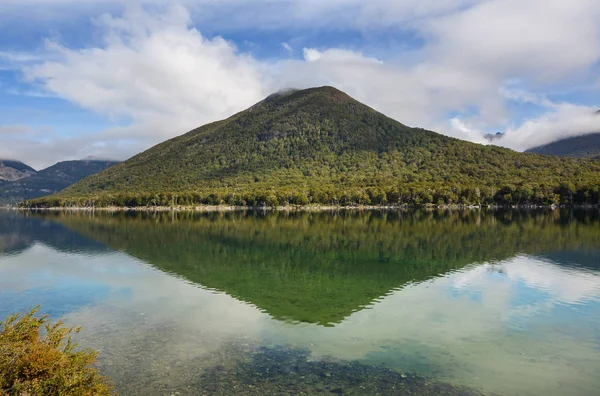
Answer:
top-left (0, 0), bottom-right (599, 169)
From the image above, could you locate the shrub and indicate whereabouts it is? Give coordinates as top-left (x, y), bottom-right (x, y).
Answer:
top-left (0, 307), bottom-right (113, 395)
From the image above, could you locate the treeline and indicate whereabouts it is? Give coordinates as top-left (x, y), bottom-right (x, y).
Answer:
top-left (22, 181), bottom-right (600, 208)
top-left (43, 208), bottom-right (600, 324)
top-left (19, 87), bottom-right (600, 209)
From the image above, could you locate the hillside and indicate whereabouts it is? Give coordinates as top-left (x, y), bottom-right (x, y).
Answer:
top-left (526, 133), bottom-right (600, 160)
top-left (0, 160), bottom-right (36, 182)
top-left (25, 86), bottom-right (600, 208)
top-left (1, 160), bottom-right (118, 205)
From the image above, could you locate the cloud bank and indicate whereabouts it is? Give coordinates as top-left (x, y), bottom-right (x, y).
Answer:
top-left (1, 1), bottom-right (599, 167)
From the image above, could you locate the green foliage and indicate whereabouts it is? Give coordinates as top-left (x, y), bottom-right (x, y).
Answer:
top-left (48, 209), bottom-right (600, 325)
top-left (23, 87), bottom-right (600, 208)
top-left (0, 307), bottom-right (113, 396)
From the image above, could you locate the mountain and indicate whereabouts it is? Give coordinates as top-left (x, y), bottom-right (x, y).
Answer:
top-left (526, 133), bottom-right (600, 160)
top-left (0, 160), bottom-right (36, 182)
top-left (1, 160), bottom-right (119, 205)
top-left (526, 110), bottom-right (600, 159)
top-left (34, 160), bottom-right (119, 182)
top-left (25, 87), bottom-right (600, 208)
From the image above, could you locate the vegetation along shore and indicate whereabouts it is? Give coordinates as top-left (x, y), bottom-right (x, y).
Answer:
top-left (0, 308), bottom-right (112, 395)
top-left (21, 87), bottom-right (600, 210)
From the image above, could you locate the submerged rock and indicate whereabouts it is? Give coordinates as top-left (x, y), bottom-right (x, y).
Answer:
top-left (196, 345), bottom-right (488, 395)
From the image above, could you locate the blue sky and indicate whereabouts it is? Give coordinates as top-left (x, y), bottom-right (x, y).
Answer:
top-left (0, 0), bottom-right (599, 169)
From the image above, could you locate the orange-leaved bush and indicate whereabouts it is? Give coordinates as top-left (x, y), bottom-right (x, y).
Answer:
top-left (0, 307), bottom-right (113, 395)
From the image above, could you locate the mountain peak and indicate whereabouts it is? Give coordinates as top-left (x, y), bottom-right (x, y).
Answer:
top-left (1, 159), bottom-right (118, 205)
top-left (247, 86), bottom-right (358, 116)
top-left (295, 86), bottom-right (352, 101)
top-left (0, 160), bottom-right (36, 182)
top-left (25, 85), bottom-right (600, 208)
top-left (264, 86), bottom-right (352, 104)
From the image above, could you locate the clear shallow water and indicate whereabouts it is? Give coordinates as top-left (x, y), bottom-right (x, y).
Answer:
top-left (1, 210), bottom-right (600, 395)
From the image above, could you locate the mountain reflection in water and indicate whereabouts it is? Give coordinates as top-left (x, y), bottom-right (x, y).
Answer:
top-left (0, 209), bottom-right (599, 396)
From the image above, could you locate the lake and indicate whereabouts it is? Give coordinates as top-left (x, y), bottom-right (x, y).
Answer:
top-left (1, 209), bottom-right (599, 395)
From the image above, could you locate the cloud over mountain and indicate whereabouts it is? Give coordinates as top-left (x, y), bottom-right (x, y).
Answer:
top-left (0, 1), bottom-right (599, 167)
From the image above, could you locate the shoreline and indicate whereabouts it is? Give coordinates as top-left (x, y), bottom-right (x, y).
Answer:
top-left (11, 203), bottom-right (600, 212)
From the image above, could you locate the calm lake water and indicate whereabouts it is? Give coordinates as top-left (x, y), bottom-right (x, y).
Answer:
top-left (1, 209), bottom-right (600, 395)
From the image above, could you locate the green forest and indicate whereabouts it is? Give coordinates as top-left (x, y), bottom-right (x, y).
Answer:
top-left (46, 209), bottom-right (600, 325)
top-left (23, 87), bottom-right (600, 208)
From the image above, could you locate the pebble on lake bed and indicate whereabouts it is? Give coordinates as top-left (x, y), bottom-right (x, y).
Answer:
top-left (196, 345), bottom-right (486, 395)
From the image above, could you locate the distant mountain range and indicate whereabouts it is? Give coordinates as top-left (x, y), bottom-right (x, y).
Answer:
top-left (24, 86), bottom-right (600, 208)
top-left (523, 110), bottom-right (599, 159)
top-left (0, 160), bottom-right (119, 205)
top-left (526, 133), bottom-right (600, 160)
top-left (0, 160), bottom-right (36, 182)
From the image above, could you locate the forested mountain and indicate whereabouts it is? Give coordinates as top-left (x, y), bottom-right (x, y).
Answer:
top-left (25, 87), bottom-right (600, 208)
top-left (34, 160), bottom-right (119, 183)
top-left (1, 160), bottom-right (118, 205)
top-left (526, 133), bottom-right (600, 160)
top-left (0, 160), bottom-right (36, 182)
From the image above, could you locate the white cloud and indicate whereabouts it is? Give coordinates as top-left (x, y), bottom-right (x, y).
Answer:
top-left (276, 48), bottom-right (487, 142)
top-left (0, 51), bottom-right (49, 71)
top-left (423, 0), bottom-right (600, 80)
top-left (0, 51), bottom-right (42, 63)
top-left (0, 125), bottom-right (32, 136)
top-left (6, 4), bottom-right (268, 167)
top-left (281, 42), bottom-right (292, 55)
top-left (500, 104), bottom-right (600, 151)
top-left (25, 4), bottom-right (265, 140)
top-left (448, 89), bottom-right (600, 150)
top-left (5, 88), bottom-right (57, 98)
top-left (452, 255), bottom-right (600, 306)
top-left (2, 0), bottom-right (599, 166)
top-left (0, 125), bottom-right (119, 170)
top-left (301, 48), bottom-right (321, 62)
top-left (181, 0), bottom-right (480, 32)
top-left (448, 118), bottom-right (487, 144)
top-left (0, 124), bottom-right (134, 169)
top-left (0, 0), bottom-right (474, 25)
top-left (32, 6), bottom-right (265, 125)
top-left (274, 0), bottom-right (599, 146)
